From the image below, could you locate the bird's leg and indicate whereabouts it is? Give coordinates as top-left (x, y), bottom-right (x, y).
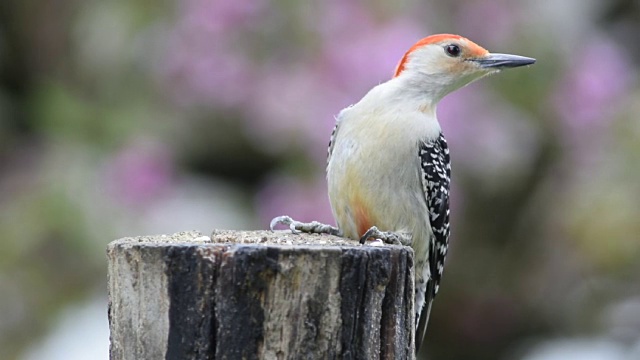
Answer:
top-left (270, 215), bottom-right (341, 236)
top-left (359, 226), bottom-right (412, 246)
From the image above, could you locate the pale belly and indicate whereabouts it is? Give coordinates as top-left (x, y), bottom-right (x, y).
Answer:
top-left (327, 134), bottom-right (429, 242)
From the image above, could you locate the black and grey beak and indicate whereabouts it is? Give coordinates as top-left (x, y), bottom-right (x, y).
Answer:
top-left (472, 53), bottom-right (536, 69)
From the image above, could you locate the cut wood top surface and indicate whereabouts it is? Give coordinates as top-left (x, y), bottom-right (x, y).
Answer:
top-left (109, 229), bottom-right (411, 250)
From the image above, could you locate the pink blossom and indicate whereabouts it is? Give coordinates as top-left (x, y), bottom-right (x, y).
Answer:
top-left (159, 0), bottom-right (265, 107)
top-left (104, 142), bottom-right (174, 206)
top-left (163, 48), bottom-right (255, 107)
top-left (439, 86), bottom-right (541, 182)
top-left (256, 175), bottom-right (335, 228)
top-left (244, 9), bottom-right (424, 161)
top-left (243, 65), bottom-right (347, 158)
top-left (553, 38), bottom-right (633, 135)
top-left (454, 1), bottom-right (516, 47)
top-left (319, 19), bottom-right (424, 96)
top-left (178, 0), bottom-right (266, 35)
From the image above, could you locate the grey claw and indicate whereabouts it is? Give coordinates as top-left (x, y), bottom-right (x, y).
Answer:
top-left (270, 215), bottom-right (341, 237)
top-left (359, 226), bottom-right (380, 244)
top-left (359, 226), bottom-right (407, 245)
top-left (270, 215), bottom-right (292, 231)
top-left (388, 237), bottom-right (402, 245)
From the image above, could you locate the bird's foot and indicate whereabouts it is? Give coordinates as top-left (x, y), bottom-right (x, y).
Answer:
top-left (270, 215), bottom-right (341, 236)
top-left (359, 226), bottom-right (412, 246)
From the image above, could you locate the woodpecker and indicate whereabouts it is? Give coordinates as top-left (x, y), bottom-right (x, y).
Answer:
top-left (271, 34), bottom-right (535, 352)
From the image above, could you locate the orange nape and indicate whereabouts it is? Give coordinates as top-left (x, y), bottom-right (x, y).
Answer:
top-left (394, 34), bottom-right (489, 77)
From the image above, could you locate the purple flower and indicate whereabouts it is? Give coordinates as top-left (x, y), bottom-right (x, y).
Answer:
top-left (319, 19), bottom-right (424, 96)
top-left (178, 0), bottom-right (266, 35)
top-left (256, 174), bottom-right (335, 228)
top-left (242, 66), bottom-right (345, 158)
top-left (163, 48), bottom-right (255, 107)
top-left (439, 86), bottom-right (541, 183)
top-left (454, 1), bottom-right (516, 47)
top-left (309, 0), bottom-right (425, 96)
top-left (242, 18), bottom-right (425, 162)
top-left (553, 37), bottom-right (633, 136)
top-left (104, 141), bottom-right (174, 206)
top-left (159, 0), bottom-right (266, 107)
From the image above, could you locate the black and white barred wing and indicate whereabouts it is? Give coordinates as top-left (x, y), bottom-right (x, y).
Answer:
top-left (418, 133), bottom-right (452, 297)
top-left (415, 133), bottom-right (451, 351)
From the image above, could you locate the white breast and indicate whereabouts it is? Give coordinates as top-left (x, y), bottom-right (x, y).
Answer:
top-left (326, 79), bottom-right (441, 240)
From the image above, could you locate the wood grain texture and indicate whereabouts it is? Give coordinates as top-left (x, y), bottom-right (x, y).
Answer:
top-left (107, 230), bottom-right (415, 360)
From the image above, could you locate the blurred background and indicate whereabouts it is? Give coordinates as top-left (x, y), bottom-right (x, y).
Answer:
top-left (1, 0), bottom-right (640, 359)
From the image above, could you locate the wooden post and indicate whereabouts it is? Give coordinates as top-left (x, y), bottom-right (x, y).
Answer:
top-left (107, 230), bottom-right (415, 360)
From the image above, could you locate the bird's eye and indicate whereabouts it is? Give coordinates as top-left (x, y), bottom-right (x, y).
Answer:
top-left (445, 44), bottom-right (461, 57)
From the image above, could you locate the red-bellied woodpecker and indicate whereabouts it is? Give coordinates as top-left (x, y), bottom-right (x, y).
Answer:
top-left (271, 34), bottom-right (535, 352)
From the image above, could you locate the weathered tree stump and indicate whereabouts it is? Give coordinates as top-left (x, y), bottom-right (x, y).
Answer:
top-left (107, 230), bottom-right (415, 360)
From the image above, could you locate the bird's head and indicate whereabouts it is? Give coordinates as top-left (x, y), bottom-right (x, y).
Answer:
top-left (393, 34), bottom-right (535, 101)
